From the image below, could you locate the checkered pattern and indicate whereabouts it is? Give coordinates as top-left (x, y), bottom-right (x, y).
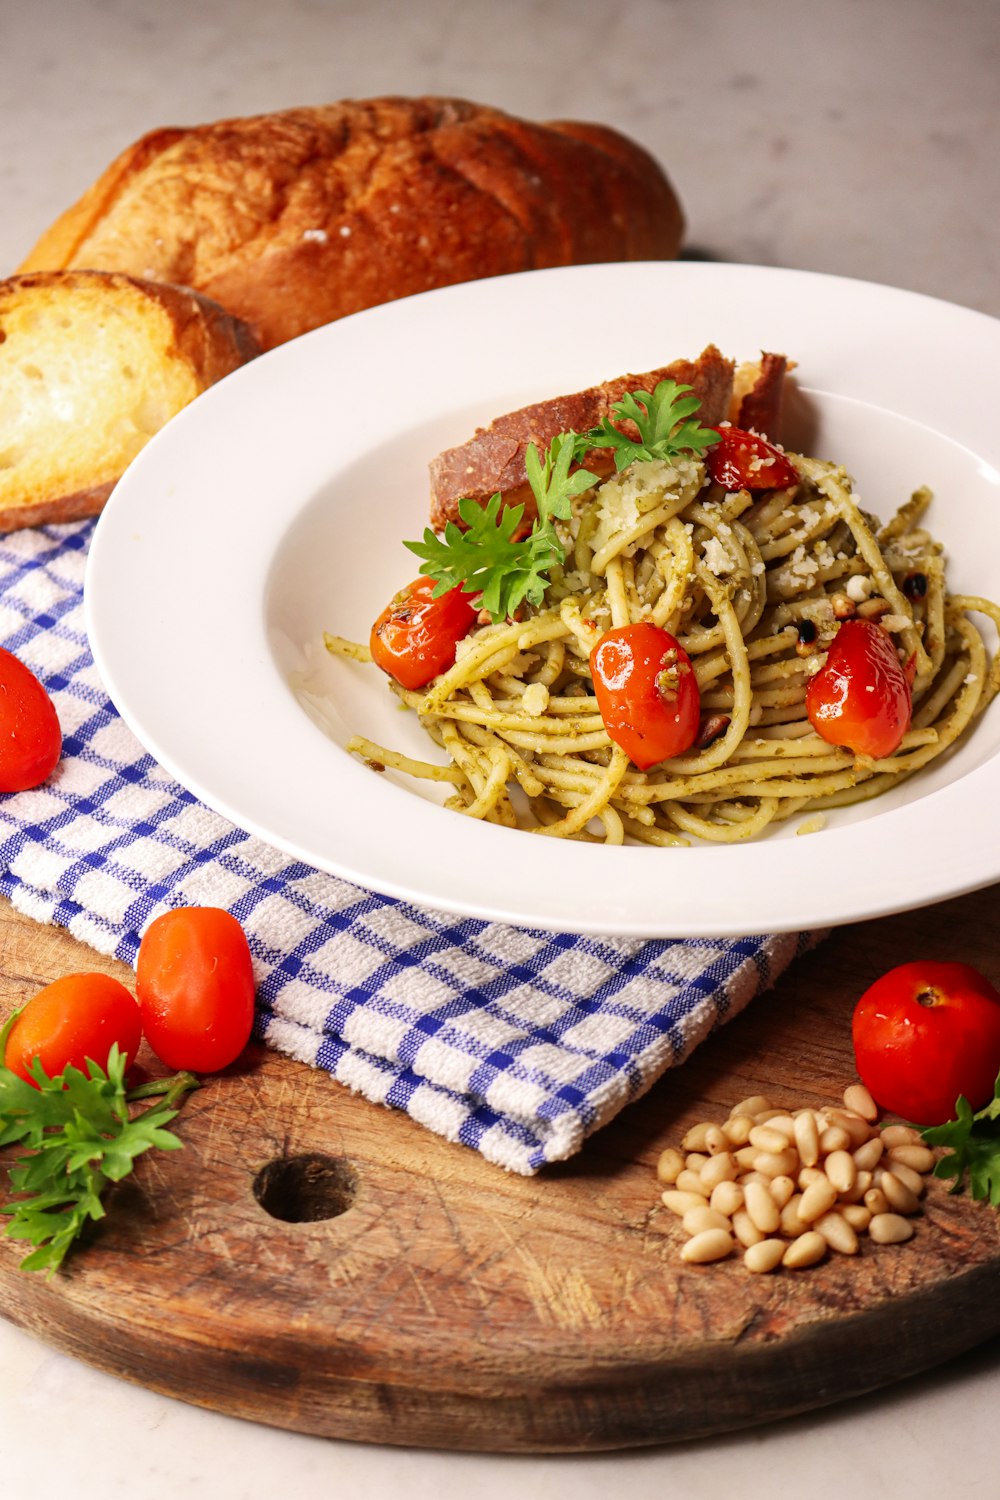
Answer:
top-left (0, 520), bottom-right (817, 1174)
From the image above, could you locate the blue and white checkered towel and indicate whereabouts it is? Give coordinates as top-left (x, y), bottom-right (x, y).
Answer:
top-left (0, 521), bottom-right (816, 1174)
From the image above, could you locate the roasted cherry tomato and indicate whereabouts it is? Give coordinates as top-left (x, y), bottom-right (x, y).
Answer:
top-left (136, 906), bottom-right (255, 1072)
top-left (590, 623), bottom-right (700, 770)
top-left (0, 646), bottom-right (62, 793)
top-left (370, 577), bottom-right (479, 691)
top-left (705, 426), bottom-right (800, 491)
top-left (805, 618), bottom-right (912, 759)
top-left (853, 961), bottom-right (1000, 1125)
top-left (3, 972), bottom-right (142, 1085)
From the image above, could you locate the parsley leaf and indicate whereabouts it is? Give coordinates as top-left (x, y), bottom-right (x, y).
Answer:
top-left (0, 1025), bottom-right (200, 1274)
top-left (582, 379), bottom-right (721, 472)
top-left (920, 1072), bottom-right (1000, 1207)
top-left (405, 382), bottom-right (719, 625)
top-left (406, 432), bottom-right (598, 623)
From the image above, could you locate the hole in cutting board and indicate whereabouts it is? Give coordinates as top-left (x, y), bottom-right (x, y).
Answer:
top-left (252, 1153), bottom-right (358, 1223)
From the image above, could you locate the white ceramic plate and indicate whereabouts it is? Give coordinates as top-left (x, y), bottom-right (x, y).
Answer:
top-left (86, 262), bottom-right (1000, 937)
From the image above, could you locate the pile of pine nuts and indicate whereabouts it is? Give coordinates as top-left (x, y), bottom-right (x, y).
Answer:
top-left (657, 1084), bottom-right (938, 1272)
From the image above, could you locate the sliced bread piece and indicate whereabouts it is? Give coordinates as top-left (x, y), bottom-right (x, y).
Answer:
top-left (0, 270), bottom-right (259, 531)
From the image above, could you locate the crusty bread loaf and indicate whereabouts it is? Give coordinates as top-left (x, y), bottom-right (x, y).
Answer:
top-left (428, 346), bottom-right (794, 531)
top-left (0, 270), bottom-right (259, 530)
top-left (19, 97), bottom-right (685, 351)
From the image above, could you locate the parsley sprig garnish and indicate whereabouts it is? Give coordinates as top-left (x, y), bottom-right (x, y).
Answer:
top-left (0, 1015), bottom-right (200, 1274)
top-left (921, 1072), bottom-right (1000, 1206)
top-left (406, 431), bottom-right (598, 622)
top-left (582, 378), bottom-right (722, 472)
top-left (405, 380), bottom-right (719, 623)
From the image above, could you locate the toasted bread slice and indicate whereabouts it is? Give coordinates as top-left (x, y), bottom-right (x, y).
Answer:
top-left (428, 345), bottom-right (751, 531)
top-left (0, 270), bottom-right (259, 531)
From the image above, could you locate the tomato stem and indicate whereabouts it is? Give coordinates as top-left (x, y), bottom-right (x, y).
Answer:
top-left (126, 1071), bottom-right (201, 1105)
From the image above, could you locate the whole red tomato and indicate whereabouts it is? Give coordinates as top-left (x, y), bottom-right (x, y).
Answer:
top-left (136, 906), bottom-right (255, 1072)
top-left (3, 972), bottom-right (142, 1084)
top-left (590, 622), bottom-right (701, 770)
top-left (806, 618), bottom-right (912, 759)
top-left (852, 961), bottom-right (1000, 1125)
top-left (0, 646), bottom-right (62, 793)
top-left (370, 577), bottom-right (478, 690)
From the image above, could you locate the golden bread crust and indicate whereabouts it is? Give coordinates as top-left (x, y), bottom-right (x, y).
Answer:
top-left (19, 98), bottom-right (684, 350)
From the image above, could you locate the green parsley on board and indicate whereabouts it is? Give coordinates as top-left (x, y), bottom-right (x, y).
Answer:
top-left (0, 1012), bottom-right (199, 1274)
top-left (405, 380), bottom-right (721, 624)
top-left (922, 1072), bottom-right (1000, 1207)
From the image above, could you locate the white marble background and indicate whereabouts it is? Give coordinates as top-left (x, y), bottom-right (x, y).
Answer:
top-left (3, 1), bottom-right (1000, 1497)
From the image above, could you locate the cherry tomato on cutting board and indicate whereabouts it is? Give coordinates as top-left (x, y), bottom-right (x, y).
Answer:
top-left (0, 646), bottom-right (62, 793)
top-left (853, 961), bottom-right (1000, 1125)
top-left (806, 618), bottom-right (912, 759)
top-left (590, 622), bottom-right (701, 771)
top-left (136, 906), bottom-right (255, 1072)
top-left (705, 426), bottom-right (800, 491)
top-left (370, 577), bottom-right (479, 690)
top-left (3, 972), bottom-right (142, 1084)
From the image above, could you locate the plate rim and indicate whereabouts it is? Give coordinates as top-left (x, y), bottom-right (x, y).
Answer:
top-left (84, 259), bottom-right (1000, 938)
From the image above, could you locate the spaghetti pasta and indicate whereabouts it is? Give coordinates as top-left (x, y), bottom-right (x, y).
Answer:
top-left (326, 434), bottom-right (1000, 846)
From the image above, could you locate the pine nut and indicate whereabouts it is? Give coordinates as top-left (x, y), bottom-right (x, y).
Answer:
top-left (735, 1145), bottom-right (760, 1170)
top-left (798, 1165), bottom-right (826, 1190)
top-left (764, 1114), bottom-right (798, 1141)
top-left (844, 1082), bottom-right (878, 1121)
top-left (737, 1170), bottom-right (772, 1189)
top-left (793, 1111), bottom-right (820, 1167)
top-left (780, 1194), bottom-right (809, 1237)
top-left (681, 1228), bottom-right (734, 1263)
top-left (744, 1180), bottom-right (781, 1234)
top-left (676, 1169), bottom-right (710, 1197)
top-left (819, 1125), bottom-right (852, 1154)
top-left (864, 1186), bottom-right (890, 1216)
top-left (748, 1123), bottom-right (791, 1154)
top-left (814, 1210), bottom-right (859, 1255)
top-left (662, 1189), bottom-right (712, 1216)
top-left (753, 1108), bottom-right (788, 1124)
top-left (825, 1109), bottom-right (873, 1149)
top-left (824, 1149), bottom-right (857, 1194)
top-left (841, 1203), bottom-right (872, 1232)
top-left (730, 1095), bottom-right (773, 1120)
top-left (683, 1205), bottom-right (733, 1236)
top-left (887, 1160), bottom-right (926, 1197)
top-left (682, 1122), bottom-right (712, 1152)
top-left (686, 1152), bottom-right (709, 1172)
top-left (881, 1124), bottom-right (922, 1148)
top-left (783, 1231), bottom-right (827, 1268)
top-left (710, 1180), bottom-right (744, 1217)
top-left (656, 1147), bottom-right (685, 1185)
top-left (753, 1148), bottom-right (799, 1178)
top-left (722, 1114), bottom-right (753, 1147)
top-left (700, 1151), bottom-right (738, 1190)
top-left (798, 1176), bottom-right (839, 1223)
top-left (769, 1175), bottom-right (796, 1209)
top-left (888, 1143), bottom-right (935, 1175)
top-left (869, 1212), bottom-right (915, 1245)
top-left (853, 1136), bottom-right (884, 1172)
top-left (878, 1170), bottom-right (921, 1216)
top-left (837, 1169), bottom-right (872, 1204)
top-left (731, 1208), bottom-right (765, 1247)
top-left (744, 1238), bottom-right (786, 1274)
top-left (704, 1123), bottom-right (730, 1155)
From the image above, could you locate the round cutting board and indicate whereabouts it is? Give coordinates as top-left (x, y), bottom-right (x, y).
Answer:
top-left (1, 889), bottom-right (999, 1452)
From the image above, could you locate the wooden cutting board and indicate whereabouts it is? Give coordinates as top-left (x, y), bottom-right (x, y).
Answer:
top-left (2, 888), bottom-right (999, 1453)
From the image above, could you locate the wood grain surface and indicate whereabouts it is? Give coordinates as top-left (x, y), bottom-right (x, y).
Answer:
top-left (2, 888), bottom-right (1000, 1453)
